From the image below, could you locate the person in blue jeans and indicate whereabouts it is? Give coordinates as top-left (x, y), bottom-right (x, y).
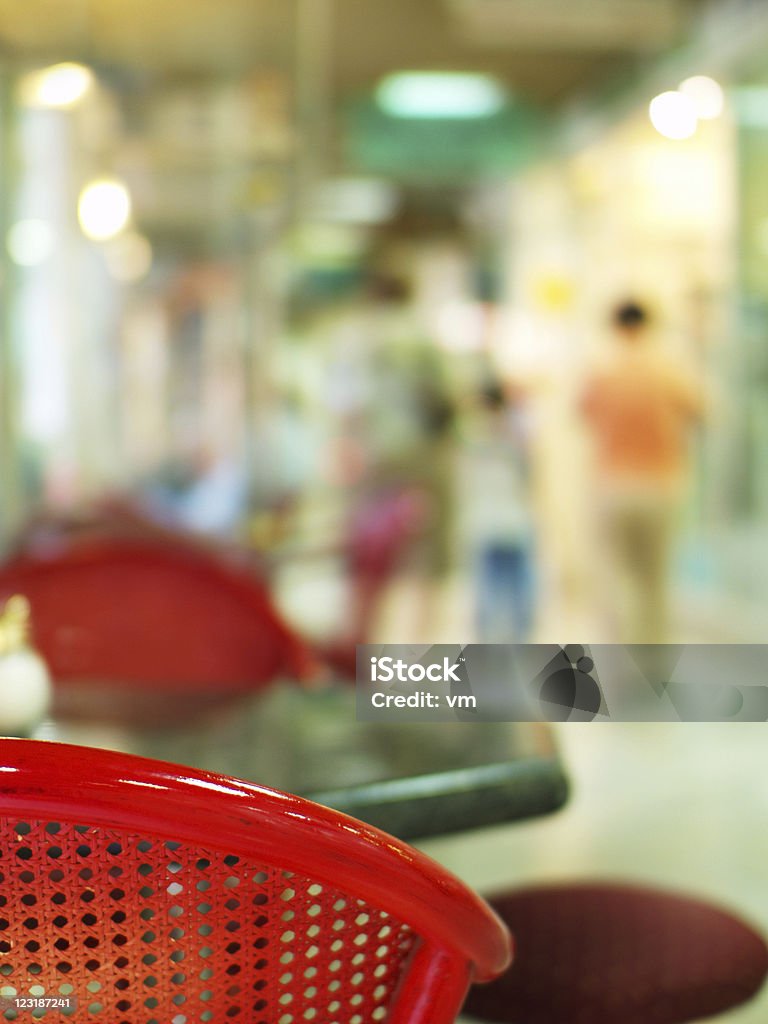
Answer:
top-left (461, 381), bottom-right (535, 642)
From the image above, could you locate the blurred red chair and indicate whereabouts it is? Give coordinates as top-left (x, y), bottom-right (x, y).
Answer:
top-left (0, 738), bottom-right (511, 1023)
top-left (11, 496), bottom-right (418, 685)
top-left (10, 497), bottom-right (266, 573)
top-left (0, 536), bottom-right (317, 723)
top-left (462, 882), bottom-right (768, 1024)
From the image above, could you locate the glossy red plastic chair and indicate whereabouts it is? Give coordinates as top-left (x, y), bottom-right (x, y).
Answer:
top-left (0, 537), bottom-right (316, 713)
top-left (0, 740), bottom-right (511, 1023)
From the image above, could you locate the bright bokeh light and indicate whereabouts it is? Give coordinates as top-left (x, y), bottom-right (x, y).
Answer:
top-left (78, 179), bottom-right (132, 241)
top-left (649, 91), bottom-right (698, 140)
top-left (6, 219), bottom-right (56, 266)
top-left (103, 232), bottom-right (153, 282)
top-left (376, 72), bottom-right (506, 119)
top-left (679, 76), bottom-right (724, 120)
top-left (19, 63), bottom-right (94, 108)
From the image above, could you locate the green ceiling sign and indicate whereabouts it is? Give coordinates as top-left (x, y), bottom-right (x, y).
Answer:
top-left (343, 97), bottom-right (546, 182)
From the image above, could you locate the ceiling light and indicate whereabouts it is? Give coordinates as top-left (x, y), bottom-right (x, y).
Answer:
top-left (649, 91), bottom-right (697, 140)
top-left (19, 63), bottom-right (94, 108)
top-left (679, 76), bottom-right (724, 120)
top-left (78, 179), bottom-right (132, 241)
top-left (376, 72), bottom-right (506, 119)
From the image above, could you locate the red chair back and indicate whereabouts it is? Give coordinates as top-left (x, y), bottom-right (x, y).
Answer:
top-left (0, 740), bottom-right (511, 1023)
top-left (0, 538), bottom-right (314, 696)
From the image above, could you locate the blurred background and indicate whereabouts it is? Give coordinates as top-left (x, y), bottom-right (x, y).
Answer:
top-left (0, 5), bottom-right (767, 1022)
top-left (0, 0), bottom-right (765, 649)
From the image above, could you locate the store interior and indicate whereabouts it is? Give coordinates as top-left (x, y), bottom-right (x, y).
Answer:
top-left (0, 0), bottom-right (766, 1021)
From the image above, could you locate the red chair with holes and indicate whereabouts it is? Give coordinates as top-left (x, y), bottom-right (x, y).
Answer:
top-left (0, 740), bottom-right (511, 1023)
top-left (0, 537), bottom-right (317, 722)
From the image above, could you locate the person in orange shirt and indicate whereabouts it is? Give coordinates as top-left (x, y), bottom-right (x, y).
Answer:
top-left (581, 301), bottom-right (705, 643)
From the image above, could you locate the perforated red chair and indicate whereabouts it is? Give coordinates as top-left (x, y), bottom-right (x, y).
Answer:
top-left (462, 882), bottom-right (768, 1024)
top-left (0, 739), bottom-right (510, 1023)
top-left (0, 537), bottom-right (317, 721)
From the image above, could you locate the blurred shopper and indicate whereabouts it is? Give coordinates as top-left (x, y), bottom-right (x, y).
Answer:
top-left (141, 447), bottom-right (247, 540)
top-left (343, 480), bottom-right (427, 646)
top-left (411, 377), bottom-right (458, 581)
top-left (461, 381), bottom-right (534, 641)
top-left (581, 301), bottom-right (705, 642)
top-left (321, 272), bottom-right (458, 643)
top-left (248, 391), bottom-right (319, 549)
top-left (352, 367), bottom-right (458, 643)
top-left (176, 448), bottom-right (248, 538)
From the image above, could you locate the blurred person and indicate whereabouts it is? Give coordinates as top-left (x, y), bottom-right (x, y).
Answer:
top-left (319, 267), bottom-right (472, 643)
top-left (410, 377), bottom-right (458, 579)
top-left (248, 391), bottom-right (319, 550)
top-left (179, 448), bottom-right (248, 538)
top-left (138, 447), bottom-right (246, 538)
top-left (337, 272), bottom-right (460, 640)
top-left (460, 381), bottom-right (535, 642)
top-left (342, 477), bottom-right (428, 649)
top-left (146, 446), bottom-right (248, 539)
top-left (581, 301), bottom-right (705, 643)
top-left (345, 372), bottom-right (458, 644)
